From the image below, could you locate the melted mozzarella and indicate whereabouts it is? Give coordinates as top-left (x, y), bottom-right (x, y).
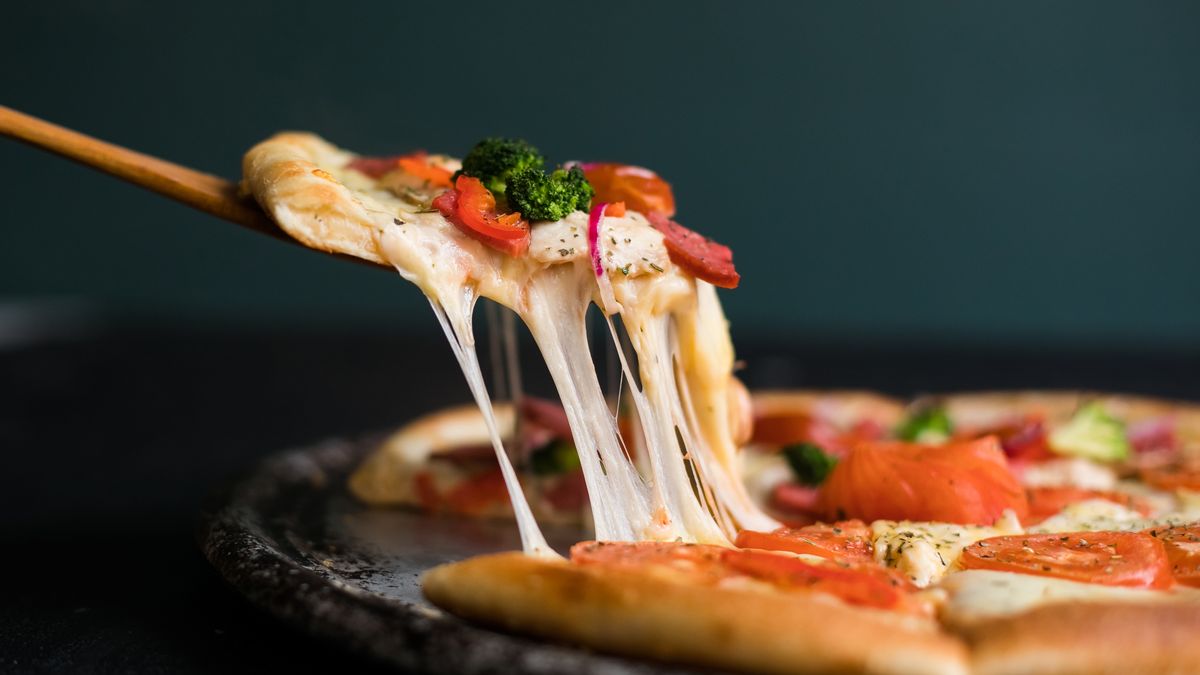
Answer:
top-left (378, 202), bottom-right (777, 552)
top-left (872, 514), bottom-right (1022, 587)
top-left (1030, 498), bottom-right (1199, 534)
top-left (1020, 457), bottom-right (1117, 490)
top-left (938, 569), bottom-right (1188, 626)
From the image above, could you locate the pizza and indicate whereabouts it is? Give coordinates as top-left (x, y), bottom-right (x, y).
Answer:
top-left (241, 134), bottom-right (1200, 674)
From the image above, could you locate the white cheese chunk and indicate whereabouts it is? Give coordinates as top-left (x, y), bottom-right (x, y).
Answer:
top-left (871, 513), bottom-right (1022, 587)
top-left (1020, 457), bottom-right (1117, 490)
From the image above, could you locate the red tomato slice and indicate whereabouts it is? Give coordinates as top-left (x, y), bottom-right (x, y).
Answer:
top-left (582, 163), bottom-right (676, 217)
top-left (1146, 524), bottom-right (1200, 588)
top-left (735, 521), bottom-right (874, 563)
top-left (647, 212), bottom-right (740, 289)
top-left (960, 531), bottom-right (1172, 589)
top-left (570, 541), bottom-right (730, 584)
top-left (433, 176), bottom-right (530, 256)
top-left (720, 549), bottom-right (910, 610)
top-left (1025, 486), bottom-right (1154, 525)
top-left (819, 437), bottom-right (1029, 525)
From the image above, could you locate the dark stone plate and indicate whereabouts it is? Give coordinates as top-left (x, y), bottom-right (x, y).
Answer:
top-left (198, 436), bottom-right (711, 675)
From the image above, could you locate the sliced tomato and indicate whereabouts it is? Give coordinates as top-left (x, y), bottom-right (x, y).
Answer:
top-left (819, 437), bottom-right (1029, 525)
top-left (960, 531), bottom-right (1172, 589)
top-left (720, 549), bottom-right (909, 610)
top-left (735, 521), bottom-right (874, 563)
top-left (582, 163), bottom-right (675, 217)
top-left (1141, 465), bottom-right (1200, 492)
top-left (433, 176), bottom-right (530, 256)
top-left (752, 411), bottom-right (886, 456)
top-left (442, 467), bottom-right (511, 515)
top-left (1025, 486), bottom-right (1154, 525)
top-left (647, 212), bottom-right (739, 289)
top-left (570, 541), bottom-right (730, 584)
top-left (1146, 524), bottom-right (1200, 588)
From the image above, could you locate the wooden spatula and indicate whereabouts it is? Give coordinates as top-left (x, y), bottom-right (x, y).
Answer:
top-left (0, 105), bottom-right (383, 268)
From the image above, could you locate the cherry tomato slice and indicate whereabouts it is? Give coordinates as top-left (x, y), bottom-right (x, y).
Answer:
top-left (1146, 524), bottom-right (1200, 588)
top-left (735, 520), bottom-right (874, 563)
top-left (819, 437), bottom-right (1029, 525)
top-left (960, 531), bottom-right (1173, 589)
top-left (582, 163), bottom-right (675, 217)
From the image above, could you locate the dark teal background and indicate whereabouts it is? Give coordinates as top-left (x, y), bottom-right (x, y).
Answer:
top-left (3, 1), bottom-right (1198, 347)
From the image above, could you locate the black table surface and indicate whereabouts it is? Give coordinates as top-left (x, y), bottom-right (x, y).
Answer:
top-left (3, 317), bottom-right (1198, 674)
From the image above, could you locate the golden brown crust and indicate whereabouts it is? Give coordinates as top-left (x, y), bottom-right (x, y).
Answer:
top-left (939, 390), bottom-right (1200, 429)
top-left (961, 601), bottom-right (1200, 675)
top-left (241, 132), bottom-right (387, 264)
top-left (424, 552), bottom-right (968, 675)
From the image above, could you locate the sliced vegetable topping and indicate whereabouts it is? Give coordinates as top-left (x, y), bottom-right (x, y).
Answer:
top-left (895, 405), bottom-right (952, 443)
top-left (581, 163), bottom-right (676, 217)
top-left (1145, 524), bottom-right (1200, 588)
top-left (959, 531), bottom-right (1173, 589)
top-left (1048, 402), bottom-right (1131, 462)
top-left (1140, 464), bottom-right (1200, 492)
top-left (819, 437), bottom-right (1029, 525)
top-left (647, 212), bottom-right (739, 289)
top-left (507, 166), bottom-right (594, 221)
top-left (1024, 486), bottom-right (1154, 526)
top-left (735, 521), bottom-right (874, 563)
top-left (455, 138), bottom-right (544, 198)
top-left (720, 549), bottom-right (912, 610)
top-left (782, 443), bottom-right (838, 486)
top-left (433, 175), bottom-right (530, 256)
top-left (769, 483), bottom-right (821, 518)
top-left (346, 152), bottom-right (453, 187)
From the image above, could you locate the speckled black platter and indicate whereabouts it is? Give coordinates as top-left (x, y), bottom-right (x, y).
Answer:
top-left (198, 436), bottom-right (712, 675)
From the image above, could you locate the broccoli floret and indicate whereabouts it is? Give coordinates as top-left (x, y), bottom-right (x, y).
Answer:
top-left (895, 405), bottom-right (953, 443)
top-left (456, 137), bottom-right (544, 198)
top-left (782, 443), bottom-right (838, 486)
top-left (1048, 402), bottom-right (1130, 462)
top-left (507, 166), bottom-right (595, 221)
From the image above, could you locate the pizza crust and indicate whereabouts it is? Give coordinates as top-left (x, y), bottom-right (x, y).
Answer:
top-left (423, 552), bottom-right (968, 675)
top-left (751, 389), bottom-right (905, 429)
top-left (960, 601), bottom-right (1200, 675)
top-left (241, 132), bottom-right (387, 264)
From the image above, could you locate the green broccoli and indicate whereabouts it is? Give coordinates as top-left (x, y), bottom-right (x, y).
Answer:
top-left (455, 137), bottom-right (545, 198)
top-left (895, 405), bottom-right (953, 443)
top-left (1048, 402), bottom-right (1130, 462)
top-left (507, 166), bottom-right (595, 221)
top-left (782, 443), bottom-right (838, 486)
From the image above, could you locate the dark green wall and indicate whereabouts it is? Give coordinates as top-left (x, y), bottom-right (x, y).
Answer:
top-left (3, 1), bottom-right (1199, 346)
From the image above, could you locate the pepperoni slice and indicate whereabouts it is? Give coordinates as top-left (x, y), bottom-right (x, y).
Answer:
top-left (647, 212), bottom-right (739, 289)
top-left (735, 521), bottom-right (874, 563)
top-left (1146, 524), bottom-right (1200, 588)
top-left (959, 531), bottom-right (1173, 589)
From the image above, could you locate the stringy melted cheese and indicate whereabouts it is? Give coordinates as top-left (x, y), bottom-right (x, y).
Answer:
top-left (375, 198), bottom-right (777, 556)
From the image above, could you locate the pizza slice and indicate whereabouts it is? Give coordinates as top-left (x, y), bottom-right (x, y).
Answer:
top-left (243, 134), bottom-right (775, 556)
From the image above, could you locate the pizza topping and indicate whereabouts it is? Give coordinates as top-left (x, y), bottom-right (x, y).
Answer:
top-left (768, 483), bottom-right (821, 520)
top-left (455, 137), bottom-right (545, 199)
top-left (720, 549), bottom-right (914, 610)
top-left (1025, 486), bottom-right (1153, 526)
top-left (1146, 524), bottom-right (1200, 587)
top-left (819, 437), bottom-right (1030, 525)
top-left (529, 440), bottom-right (582, 475)
top-left (580, 163), bottom-right (676, 217)
top-left (345, 151), bottom-right (454, 187)
top-left (1048, 401), bottom-right (1131, 462)
top-left (735, 521), bottom-right (874, 563)
top-left (781, 443), bottom-right (838, 486)
top-left (647, 212), bottom-right (740, 289)
top-left (507, 166), bottom-right (594, 221)
top-left (895, 404), bottom-right (952, 443)
top-left (969, 416), bottom-right (1055, 463)
top-left (1141, 464), bottom-right (1200, 493)
top-left (871, 517), bottom-right (1022, 587)
top-left (959, 531), bottom-right (1173, 589)
top-left (433, 175), bottom-right (530, 256)
top-left (1019, 457), bottom-right (1118, 490)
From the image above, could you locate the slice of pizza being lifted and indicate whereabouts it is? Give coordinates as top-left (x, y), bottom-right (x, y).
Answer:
top-left (242, 134), bottom-right (776, 556)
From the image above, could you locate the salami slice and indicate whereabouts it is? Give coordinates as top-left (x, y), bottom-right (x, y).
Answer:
top-left (647, 212), bottom-right (740, 289)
